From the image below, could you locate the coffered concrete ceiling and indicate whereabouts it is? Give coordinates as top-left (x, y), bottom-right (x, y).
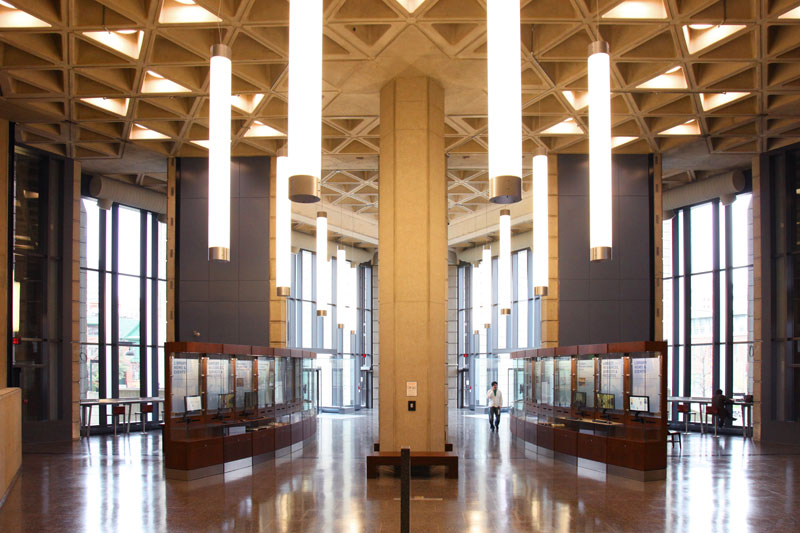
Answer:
top-left (1, 0), bottom-right (799, 245)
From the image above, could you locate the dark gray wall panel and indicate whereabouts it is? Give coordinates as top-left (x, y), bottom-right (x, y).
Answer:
top-left (558, 154), bottom-right (652, 345)
top-left (177, 157), bottom-right (271, 346)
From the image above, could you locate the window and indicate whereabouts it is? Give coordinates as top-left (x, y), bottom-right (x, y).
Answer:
top-left (79, 199), bottom-right (167, 426)
top-left (663, 193), bottom-right (754, 425)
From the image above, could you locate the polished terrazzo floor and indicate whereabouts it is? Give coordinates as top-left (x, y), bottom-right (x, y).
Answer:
top-left (1, 410), bottom-right (799, 532)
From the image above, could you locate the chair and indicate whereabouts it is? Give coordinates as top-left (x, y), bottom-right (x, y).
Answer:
top-left (704, 405), bottom-right (720, 438)
top-left (677, 404), bottom-right (696, 434)
top-left (137, 403), bottom-right (155, 434)
top-left (667, 430), bottom-right (681, 448)
top-left (110, 405), bottom-right (127, 436)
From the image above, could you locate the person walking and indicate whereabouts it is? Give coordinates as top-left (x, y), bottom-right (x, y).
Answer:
top-left (487, 381), bottom-right (503, 432)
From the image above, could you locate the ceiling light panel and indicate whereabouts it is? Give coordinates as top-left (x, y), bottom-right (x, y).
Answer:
top-left (602, 0), bottom-right (667, 19)
top-left (541, 118), bottom-right (583, 135)
top-left (158, 0), bottom-right (221, 24)
top-left (611, 136), bottom-right (637, 148)
top-left (80, 98), bottom-right (130, 117)
top-left (0, 2), bottom-right (50, 28)
top-left (636, 67), bottom-right (688, 89)
top-left (779, 6), bottom-right (800, 19)
top-left (141, 71), bottom-right (191, 94)
top-left (244, 121), bottom-right (285, 138)
top-left (658, 119), bottom-right (701, 135)
top-left (82, 31), bottom-right (144, 60)
top-left (130, 124), bottom-right (169, 140)
top-left (394, 0), bottom-right (426, 13)
top-left (231, 94), bottom-right (265, 114)
top-left (700, 92), bottom-right (750, 112)
top-left (562, 90), bottom-right (589, 110)
top-left (682, 25), bottom-right (747, 54)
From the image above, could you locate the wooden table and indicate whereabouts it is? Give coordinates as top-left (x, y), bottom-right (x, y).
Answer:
top-left (80, 397), bottom-right (164, 437)
top-left (667, 396), bottom-right (753, 437)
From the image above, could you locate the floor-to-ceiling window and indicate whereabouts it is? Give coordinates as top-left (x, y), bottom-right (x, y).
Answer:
top-left (459, 248), bottom-right (541, 409)
top-left (663, 192), bottom-right (754, 427)
top-left (79, 198), bottom-right (167, 427)
top-left (286, 249), bottom-right (373, 409)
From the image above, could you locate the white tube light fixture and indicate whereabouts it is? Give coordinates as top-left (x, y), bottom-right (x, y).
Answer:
top-left (499, 209), bottom-right (511, 315)
top-left (487, 0), bottom-right (522, 204)
top-left (276, 156), bottom-right (291, 297)
top-left (336, 245), bottom-right (347, 329)
top-left (588, 40), bottom-right (612, 262)
top-left (316, 212), bottom-right (329, 317)
top-left (208, 43), bottom-right (231, 262)
top-left (532, 151), bottom-right (549, 296)
top-left (482, 245), bottom-right (492, 329)
top-left (288, 0), bottom-right (322, 203)
top-left (12, 279), bottom-right (20, 333)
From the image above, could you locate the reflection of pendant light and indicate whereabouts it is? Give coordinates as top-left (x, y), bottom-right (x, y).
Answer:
top-left (276, 156), bottom-right (291, 297)
top-left (588, 40), bottom-right (612, 262)
top-left (482, 245), bottom-right (492, 329)
top-left (288, 0), bottom-right (322, 203)
top-left (336, 245), bottom-right (346, 329)
top-left (208, 43), bottom-right (231, 261)
top-left (316, 212), bottom-right (329, 316)
top-left (499, 209), bottom-right (511, 315)
top-left (532, 150), bottom-right (549, 296)
top-left (487, 0), bottom-right (522, 204)
top-left (12, 279), bottom-right (20, 333)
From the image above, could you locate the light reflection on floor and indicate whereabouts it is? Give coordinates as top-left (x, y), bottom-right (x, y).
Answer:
top-left (1, 410), bottom-right (799, 532)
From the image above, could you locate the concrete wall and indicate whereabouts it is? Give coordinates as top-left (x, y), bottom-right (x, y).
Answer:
top-left (0, 388), bottom-right (21, 507)
top-left (176, 157), bottom-right (270, 345)
top-left (558, 154), bottom-right (653, 345)
top-left (447, 264), bottom-right (458, 409)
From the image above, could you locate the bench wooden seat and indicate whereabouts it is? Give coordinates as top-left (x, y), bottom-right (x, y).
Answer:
top-left (366, 451), bottom-right (458, 479)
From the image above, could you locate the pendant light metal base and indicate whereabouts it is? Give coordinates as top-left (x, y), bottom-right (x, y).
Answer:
top-left (473, 330), bottom-right (479, 335)
top-left (500, 308), bottom-right (511, 315)
top-left (484, 323), bottom-right (491, 329)
top-left (289, 174), bottom-right (320, 203)
top-left (316, 309), bottom-right (327, 317)
top-left (338, 323), bottom-right (344, 329)
top-left (534, 286), bottom-right (548, 297)
top-left (591, 246), bottom-right (612, 262)
top-left (588, 40), bottom-right (609, 56)
top-left (209, 246), bottom-right (229, 262)
top-left (490, 175), bottom-right (522, 204)
top-left (277, 286), bottom-right (290, 297)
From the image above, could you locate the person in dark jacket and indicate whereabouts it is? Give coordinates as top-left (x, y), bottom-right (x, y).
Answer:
top-left (711, 389), bottom-right (735, 427)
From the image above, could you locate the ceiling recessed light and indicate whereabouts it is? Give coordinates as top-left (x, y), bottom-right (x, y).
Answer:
top-left (658, 119), bottom-right (701, 135)
top-left (636, 67), bottom-right (687, 89)
top-left (189, 139), bottom-right (211, 150)
top-left (562, 90), bottom-right (589, 111)
top-left (540, 118), bottom-right (584, 135)
top-left (779, 6), bottom-right (800, 19)
top-left (700, 92), bottom-right (750, 111)
top-left (130, 124), bottom-right (170, 140)
top-left (231, 94), bottom-right (265, 114)
top-left (142, 70), bottom-right (190, 93)
top-left (116, 29), bottom-right (138, 35)
top-left (682, 24), bottom-right (747, 54)
top-left (80, 97), bottom-right (130, 117)
top-left (159, 0), bottom-right (221, 24)
top-left (82, 30), bottom-right (143, 59)
top-left (393, 0), bottom-right (426, 13)
top-left (611, 137), bottom-right (638, 148)
top-left (602, 0), bottom-right (667, 19)
top-left (244, 121), bottom-right (285, 138)
top-left (175, 0), bottom-right (196, 4)
top-left (0, 1), bottom-right (50, 28)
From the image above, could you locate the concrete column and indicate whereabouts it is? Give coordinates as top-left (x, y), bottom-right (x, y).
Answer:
top-left (653, 154), bottom-right (663, 342)
top-left (751, 154), bottom-right (763, 441)
top-left (167, 158), bottom-right (177, 343)
top-left (541, 154), bottom-right (559, 347)
top-left (378, 77), bottom-right (447, 452)
top-left (70, 160), bottom-right (81, 440)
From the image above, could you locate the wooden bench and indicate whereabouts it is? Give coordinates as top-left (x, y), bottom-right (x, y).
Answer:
top-left (366, 451), bottom-right (458, 479)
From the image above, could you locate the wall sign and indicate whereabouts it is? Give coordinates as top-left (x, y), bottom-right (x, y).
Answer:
top-left (406, 381), bottom-right (417, 397)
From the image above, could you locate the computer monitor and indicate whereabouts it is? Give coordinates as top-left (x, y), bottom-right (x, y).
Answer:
top-left (184, 395), bottom-right (202, 415)
top-left (629, 395), bottom-right (650, 413)
top-left (243, 390), bottom-right (258, 412)
top-left (218, 392), bottom-right (235, 410)
top-left (597, 392), bottom-right (615, 410)
top-left (572, 391), bottom-right (587, 409)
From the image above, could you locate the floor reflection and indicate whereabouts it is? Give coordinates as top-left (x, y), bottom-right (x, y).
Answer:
top-left (1, 410), bottom-right (799, 531)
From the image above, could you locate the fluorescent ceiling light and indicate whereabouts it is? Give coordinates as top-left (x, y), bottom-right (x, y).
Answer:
top-left (80, 97), bottom-right (130, 117)
top-left (699, 92), bottom-right (750, 111)
top-left (562, 90), bottom-right (589, 110)
top-left (682, 24), bottom-right (747, 54)
top-left (394, 0), bottom-right (426, 13)
top-left (158, 0), bottom-right (221, 24)
top-left (779, 6), bottom-right (800, 19)
top-left (658, 119), bottom-right (701, 135)
top-left (130, 124), bottom-right (169, 140)
top-left (82, 30), bottom-right (143, 59)
top-left (0, 2), bottom-right (50, 28)
top-left (244, 121), bottom-right (285, 138)
top-left (611, 136), bottom-right (638, 148)
top-left (316, 212), bottom-right (329, 316)
top-left (142, 70), bottom-right (190, 93)
top-left (231, 94), bottom-right (265, 114)
top-left (498, 209), bottom-right (511, 314)
top-left (532, 152), bottom-right (548, 296)
top-left (275, 156), bottom-right (291, 297)
top-left (636, 67), bottom-right (688, 89)
top-left (540, 117), bottom-right (583, 135)
top-left (602, 0), bottom-right (667, 19)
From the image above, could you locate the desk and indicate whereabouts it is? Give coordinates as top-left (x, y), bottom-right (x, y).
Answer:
top-left (667, 396), bottom-right (753, 437)
top-left (80, 397), bottom-right (164, 437)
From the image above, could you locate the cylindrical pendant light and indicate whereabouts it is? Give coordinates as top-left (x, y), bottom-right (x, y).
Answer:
top-left (588, 40), bottom-right (612, 262)
top-left (532, 150), bottom-right (549, 296)
top-left (482, 244), bottom-right (492, 329)
top-left (499, 209), bottom-right (511, 315)
top-left (208, 43), bottom-right (231, 261)
top-left (288, 0), bottom-right (322, 203)
top-left (276, 156), bottom-right (291, 297)
top-left (316, 211), bottom-right (329, 316)
top-left (487, 0), bottom-right (522, 204)
top-left (336, 245), bottom-right (347, 329)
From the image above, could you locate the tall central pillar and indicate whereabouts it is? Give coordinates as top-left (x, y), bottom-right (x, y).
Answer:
top-left (379, 77), bottom-right (447, 452)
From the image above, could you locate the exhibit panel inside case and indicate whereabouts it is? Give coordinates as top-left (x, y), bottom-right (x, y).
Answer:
top-left (509, 341), bottom-right (668, 481)
top-left (164, 342), bottom-right (318, 480)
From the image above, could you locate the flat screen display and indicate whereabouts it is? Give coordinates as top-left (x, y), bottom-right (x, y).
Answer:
top-left (185, 395), bottom-right (202, 413)
top-left (218, 392), bottom-right (235, 410)
top-left (597, 392), bottom-right (615, 410)
top-left (573, 391), bottom-right (587, 408)
top-left (629, 395), bottom-right (650, 413)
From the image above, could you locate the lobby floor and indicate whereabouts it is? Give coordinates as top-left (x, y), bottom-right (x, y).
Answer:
top-left (1, 410), bottom-right (799, 532)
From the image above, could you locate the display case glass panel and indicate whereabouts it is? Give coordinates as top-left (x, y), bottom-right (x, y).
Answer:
top-left (170, 354), bottom-right (201, 416)
top-left (257, 357), bottom-right (272, 408)
top-left (206, 355), bottom-right (232, 413)
top-left (555, 356), bottom-right (572, 407)
top-left (235, 358), bottom-right (254, 410)
top-left (599, 356), bottom-right (624, 411)
top-left (541, 358), bottom-right (554, 405)
top-left (631, 352), bottom-right (662, 416)
top-left (575, 357), bottom-right (595, 409)
top-left (532, 359), bottom-right (541, 403)
top-left (275, 358), bottom-right (285, 405)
